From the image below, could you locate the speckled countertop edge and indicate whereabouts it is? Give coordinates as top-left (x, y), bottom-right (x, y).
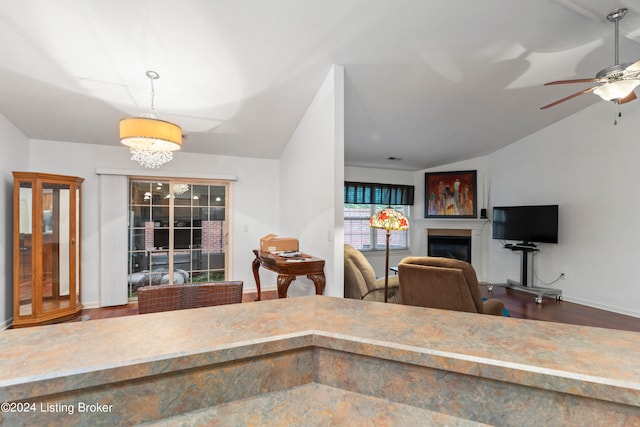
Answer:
top-left (1, 296), bottom-right (638, 406)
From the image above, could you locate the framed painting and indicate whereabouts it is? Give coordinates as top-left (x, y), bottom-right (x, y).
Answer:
top-left (424, 170), bottom-right (477, 218)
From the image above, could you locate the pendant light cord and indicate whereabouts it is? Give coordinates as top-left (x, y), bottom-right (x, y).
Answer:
top-left (145, 70), bottom-right (160, 117)
top-left (150, 77), bottom-right (155, 112)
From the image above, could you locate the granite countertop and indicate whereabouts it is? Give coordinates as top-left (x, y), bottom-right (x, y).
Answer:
top-left (1, 296), bottom-right (639, 407)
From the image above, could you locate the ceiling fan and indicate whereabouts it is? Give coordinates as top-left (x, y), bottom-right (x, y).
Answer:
top-left (541, 8), bottom-right (640, 110)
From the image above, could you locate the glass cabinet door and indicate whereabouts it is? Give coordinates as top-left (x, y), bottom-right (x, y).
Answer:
top-left (17, 182), bottom-right (33, 317)
top-left (76, 186), bottom-right (81, 306)
top-left (41, 183), bottom-right (72, 315)
top-left (13, 172), bottom-right (83, 328)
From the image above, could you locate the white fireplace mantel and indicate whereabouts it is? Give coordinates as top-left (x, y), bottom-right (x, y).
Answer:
top-left (418, 218), bottom-right (488, 231)
top-left (413, 218), bottom-right (490, 279)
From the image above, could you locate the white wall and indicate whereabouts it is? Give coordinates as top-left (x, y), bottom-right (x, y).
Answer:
top-left (487, 101), bottom-right (640, 317)
top-left (344, 166), bottom-right (415, 277)
top-left (279, 65), bottom-right (344, 297)
top-left (28, 139), bottom-right (280, 308)
top-left (0, 114), bottom-right (29, 328)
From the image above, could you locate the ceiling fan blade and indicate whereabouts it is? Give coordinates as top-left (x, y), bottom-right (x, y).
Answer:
top-left (540, 87), bottom-right (596, 110)
top-left (617, 91), bottom-right (637, 104)
top-left (544, 78), bottom-right (598, 86)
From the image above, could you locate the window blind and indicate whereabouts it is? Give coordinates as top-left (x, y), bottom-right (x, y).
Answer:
top-left (99, 174), bottom-right (129, 306)
top-left (344, 181), bottom-right (414, 205)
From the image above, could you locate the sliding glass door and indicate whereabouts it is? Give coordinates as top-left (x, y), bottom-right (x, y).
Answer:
top-left (127, 179), bottom-right (230, 298)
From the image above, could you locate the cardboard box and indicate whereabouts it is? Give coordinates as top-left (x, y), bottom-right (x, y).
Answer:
top-left (260, 234), bottom-right (299, 254)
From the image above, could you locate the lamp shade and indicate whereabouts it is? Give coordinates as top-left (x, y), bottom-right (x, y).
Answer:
top-left (119, 117), bottom-right (183, 151)
top-left (369, 208), bottom-right (409, 231)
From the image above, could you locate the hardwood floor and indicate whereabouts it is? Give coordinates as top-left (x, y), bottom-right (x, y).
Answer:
top-left (82, 288), bottom-right (640, 333)
top-left (480, 285), bottom-right (640, 332)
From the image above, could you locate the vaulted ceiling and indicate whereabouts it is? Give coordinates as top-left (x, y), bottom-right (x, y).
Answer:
top-left (2, 0), bottom-right (640, 171)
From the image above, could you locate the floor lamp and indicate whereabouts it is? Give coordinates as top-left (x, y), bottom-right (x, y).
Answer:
top-left (369, 207), bottom-right (409, 302)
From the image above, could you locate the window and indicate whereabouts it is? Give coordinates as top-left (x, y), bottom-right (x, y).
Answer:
top-left (127, 179), bottom-right (230, 298)
top-left (344, 181), bottom-right (414, 251)
top-left (344, 204), bottom-right (410, 251)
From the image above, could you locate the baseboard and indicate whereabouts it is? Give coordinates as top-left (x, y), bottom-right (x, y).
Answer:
top-left (243, 285), bottom-right (275, 293)
top-left (562, 296), bottom-right (640, 319)
top-left (81, 301), bottom-right (101, 309)
top-left (1, 316), bottom-right (13, 330)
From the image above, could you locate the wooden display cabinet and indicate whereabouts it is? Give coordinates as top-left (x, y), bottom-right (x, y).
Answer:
top-left (13, 172), bottom-right (84, 327)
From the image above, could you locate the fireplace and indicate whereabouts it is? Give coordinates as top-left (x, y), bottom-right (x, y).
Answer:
top-left (422, 220), bottom-right (486, 278)
top-left (427, 229), bottom-right (472, 263)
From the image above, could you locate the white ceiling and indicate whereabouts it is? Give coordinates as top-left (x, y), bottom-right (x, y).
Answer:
top-left (2, 0), bottom-right (640, 171)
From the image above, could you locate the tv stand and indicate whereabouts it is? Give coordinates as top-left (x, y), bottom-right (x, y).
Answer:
top-left (504, 243), bottom-right (562, 304)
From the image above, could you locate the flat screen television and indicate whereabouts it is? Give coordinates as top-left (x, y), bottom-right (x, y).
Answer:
top-left (492, 205), bottom-right (558, 245)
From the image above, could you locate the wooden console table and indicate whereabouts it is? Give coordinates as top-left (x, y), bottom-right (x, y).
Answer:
top-left (252, 250), bottom-right (326, 300)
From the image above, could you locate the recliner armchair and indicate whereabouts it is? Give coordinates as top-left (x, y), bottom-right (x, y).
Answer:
top-left (398, 256), bottom-right (504, 315)
top-left (344, 244), bottom-right (400, 303)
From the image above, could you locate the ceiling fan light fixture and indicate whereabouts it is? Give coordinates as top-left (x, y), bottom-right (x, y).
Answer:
top-left (593, 79), bottom-right (640, 101)
top-left (541, 7), bottom-right (640, 109)
top-left (119, 71), bottom-right (183, 169)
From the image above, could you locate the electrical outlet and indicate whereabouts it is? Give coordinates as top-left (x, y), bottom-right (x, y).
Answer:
top-left (560, 273), bottom-right (566, 280)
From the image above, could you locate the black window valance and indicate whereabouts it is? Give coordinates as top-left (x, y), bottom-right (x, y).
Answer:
top-left (344, 181), bottom-right (414, 205)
